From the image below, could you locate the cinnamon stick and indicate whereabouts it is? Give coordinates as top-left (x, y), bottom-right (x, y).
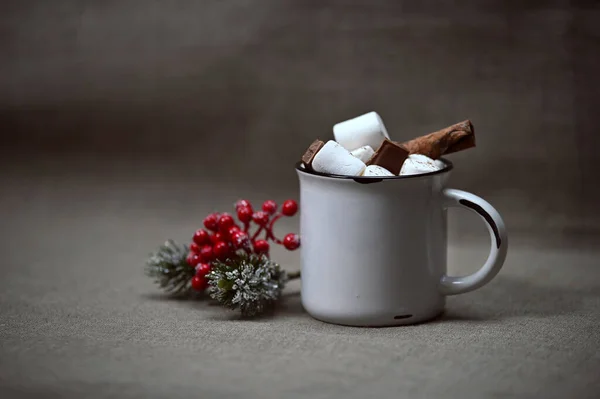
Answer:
top-left (398, 120), bottom-right (475, 159)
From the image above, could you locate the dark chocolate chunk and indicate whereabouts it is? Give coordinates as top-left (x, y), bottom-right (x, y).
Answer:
top-left (301, 139), bottom-right (325, 167)
top-left (366, 139), bottom-right (409, 175)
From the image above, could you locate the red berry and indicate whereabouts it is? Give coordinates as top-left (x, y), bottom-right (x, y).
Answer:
top-left (203, 213), bottom-right (220, 231)
top-left (252, 211), bottom-right (270, 226)
top-left (237, 206), bottom-right (253, 223)
top-left (187, 253), bottom-right (201, 266)
top-left (282, 200), bottom-right (298, 217)
top-left (195, 263), bottom-right (211, 277)
top-left (191, 275), bottom-right (207, 291)
top-left (210, 232), bottom-right (226, 244)
top-left (231, 231), bottom-right (250, 249)
top-left (199, 245), bottom-right (214, 262)
top-left (253, 239), bottom-right (270, 254)
top-left (235, 199), bottom-right (253, 212)
top-left (218, 213), bottom-right (235, 234)
top-left (228, 225), bottom-right (241, 236)
top-left (193, 229), bottom-right (211, 245)
top-left (213, 241), bottom-right (230, 259)
top-left (283, 233), bottom-right (300, 250)
top-left (189, 242), bottom-right (201, 253)
top-left (262, 200), bottom-right (277, 215)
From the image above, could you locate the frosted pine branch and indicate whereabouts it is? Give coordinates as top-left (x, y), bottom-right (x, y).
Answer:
top-left (206, 252), bottom-right (297, 317)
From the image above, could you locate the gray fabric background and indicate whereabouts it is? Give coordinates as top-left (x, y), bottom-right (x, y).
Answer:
top-left (1, 1), bottom-right (599, 398)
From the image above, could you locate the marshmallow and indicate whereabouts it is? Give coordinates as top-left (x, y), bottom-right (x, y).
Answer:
top-left (350, 145), bottom-right (375, 163)
top-left (333, 111), bottom-right (390, 152)
top-left (399, 154), bottom-right (442, 176)
top-left (312, 140), bottom-right (366, 176)
top-left (361, 165), bottom-right (394, 177)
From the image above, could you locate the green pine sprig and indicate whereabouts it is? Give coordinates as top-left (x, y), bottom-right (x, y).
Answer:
top-left (145, 240), bottom-right (196, 296)
top-left (144, 241), bottom-right (301, 317)
top-left (206, 251), bottom-right (300, 317)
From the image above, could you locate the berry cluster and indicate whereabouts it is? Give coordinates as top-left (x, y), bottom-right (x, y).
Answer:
top-left (186, 199), bottom-right (300, 291)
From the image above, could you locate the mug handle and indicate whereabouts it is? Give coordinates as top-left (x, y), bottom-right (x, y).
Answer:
top-left (439, 188), bottom-right (508, 295)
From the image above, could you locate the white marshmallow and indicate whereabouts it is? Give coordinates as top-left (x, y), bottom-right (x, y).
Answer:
top-left (361, 165), bottom-right (394, 177)
top-left (350, 145), bottom-right (375, 163)
top-left (312, 140), bottom-right (366, 176)
top-left (399, 154), bottom-right (442, 176)
top-left (333, 111), bottom-right (390, 152)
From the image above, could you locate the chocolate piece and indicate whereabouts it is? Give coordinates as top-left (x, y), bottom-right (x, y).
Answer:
top-left (366, 138), bottom-right (409, 175)
top-left (399, 120), bottom-right (475, 159)
top-left (301, 139), bottom-right (325, 167)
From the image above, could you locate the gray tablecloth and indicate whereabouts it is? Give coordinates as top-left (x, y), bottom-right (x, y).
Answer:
top-left (1, 156), bottom-right (598, 399)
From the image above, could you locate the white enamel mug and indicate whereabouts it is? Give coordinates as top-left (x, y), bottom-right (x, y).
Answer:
top-left (295, 160), bottom-right (508, 327)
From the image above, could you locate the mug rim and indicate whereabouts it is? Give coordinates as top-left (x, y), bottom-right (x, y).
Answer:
top-left (295, 157), bottom-right (454, 180)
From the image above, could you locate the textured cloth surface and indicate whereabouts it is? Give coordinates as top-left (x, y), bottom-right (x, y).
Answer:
top-left (1, 157), bottom-right (599, 399)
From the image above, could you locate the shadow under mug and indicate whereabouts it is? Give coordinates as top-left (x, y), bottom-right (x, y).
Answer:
top-left (295, 159), bottom-right (508, 327)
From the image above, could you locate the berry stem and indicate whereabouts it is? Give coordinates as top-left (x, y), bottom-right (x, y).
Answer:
top-left (266, 213), bottom-right (283, 244)
top-left (251, 226), bottom-right (264, 241)
top-left (268, 233), bottom-right (282, 245)
top-left (243, 221), bottom-right (250, 233)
